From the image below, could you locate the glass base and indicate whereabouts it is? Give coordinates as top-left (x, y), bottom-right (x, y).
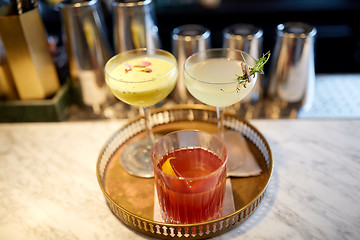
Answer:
top-left (120, 135), bottom-right (155, 178)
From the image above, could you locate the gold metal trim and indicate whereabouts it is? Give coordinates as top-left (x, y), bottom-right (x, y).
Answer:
top-left (96, 104), bottom-right (273, 239)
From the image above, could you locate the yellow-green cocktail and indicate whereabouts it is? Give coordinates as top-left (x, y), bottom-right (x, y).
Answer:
top-left (105, 49), bottom-right (178, 178)
top-left (106, 56), bottom-right (177, 107)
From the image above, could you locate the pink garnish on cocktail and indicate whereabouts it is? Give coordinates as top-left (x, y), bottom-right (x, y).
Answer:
top-left (124, 63), bottom-right (132, 73)
top-left (142, 68), bottom-right (152, 73)
top-left (140, 61), bottom-right (152, 66)
top-left (131, 61), bottom-right (152, 73)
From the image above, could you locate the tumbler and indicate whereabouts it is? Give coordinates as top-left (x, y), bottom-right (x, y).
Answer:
top-left (171, 24), bottom-right (211, 103)
top-left (267, 22), bottom-right (317, 113)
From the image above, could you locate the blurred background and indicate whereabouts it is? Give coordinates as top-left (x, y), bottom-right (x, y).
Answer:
top-left (39, 0), bottom-right (360, 74)
top-left (1, 0), bottom-right (360, 121)
top-left (155, 0), bottom-right (360, 74)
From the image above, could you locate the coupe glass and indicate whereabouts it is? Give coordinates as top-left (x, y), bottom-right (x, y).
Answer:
top-left (105, 48), bottom-right (178, 178)
top-left (184, 48), bottom-right (257, 165)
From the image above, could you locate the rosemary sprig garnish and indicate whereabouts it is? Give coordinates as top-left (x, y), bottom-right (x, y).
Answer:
top-left (233, 51), bottom-right (270, 93)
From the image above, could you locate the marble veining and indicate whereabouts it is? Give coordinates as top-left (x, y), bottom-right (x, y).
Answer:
top-left (0, 119), bottom-right (359, 239)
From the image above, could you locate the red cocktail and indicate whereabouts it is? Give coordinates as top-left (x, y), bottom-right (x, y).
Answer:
top-left (151, 130), bottom-right (228, 224)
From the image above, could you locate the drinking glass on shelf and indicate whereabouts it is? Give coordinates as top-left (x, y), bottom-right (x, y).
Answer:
top-left (105, 48), bottom-right (178, 178)
top-left (184, 48), bottom-right (257, 167)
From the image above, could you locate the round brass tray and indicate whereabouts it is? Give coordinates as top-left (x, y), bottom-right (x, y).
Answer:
top-left (96, 104), bottom-right (273, 239)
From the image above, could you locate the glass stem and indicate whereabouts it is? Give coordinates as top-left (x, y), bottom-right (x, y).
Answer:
top-left (141, 107), bottom-right (155, 144)
top-left (216, 107), bottom-right (225, 140)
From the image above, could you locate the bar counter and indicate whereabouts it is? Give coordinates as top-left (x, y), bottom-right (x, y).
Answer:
top-left (0, 119), bottom-right (359, 239)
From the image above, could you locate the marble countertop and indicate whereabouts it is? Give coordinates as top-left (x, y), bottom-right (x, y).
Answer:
top-left (0, 119), bottom-right (359, 239)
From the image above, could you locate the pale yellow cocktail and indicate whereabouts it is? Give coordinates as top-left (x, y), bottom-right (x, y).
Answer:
top-left (184, 58), bottom-right (256, 107)
top-left (106, 55), bottom-right (177, 107)
top-left (104, 49), bottom-right (178, 178)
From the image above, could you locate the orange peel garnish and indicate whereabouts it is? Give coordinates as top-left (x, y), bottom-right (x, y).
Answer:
top-left (161, 157), bottom-right (177, 176)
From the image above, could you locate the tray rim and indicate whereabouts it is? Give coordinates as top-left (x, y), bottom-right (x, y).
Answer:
top-left (96, 104), bottom-right (274, 239)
